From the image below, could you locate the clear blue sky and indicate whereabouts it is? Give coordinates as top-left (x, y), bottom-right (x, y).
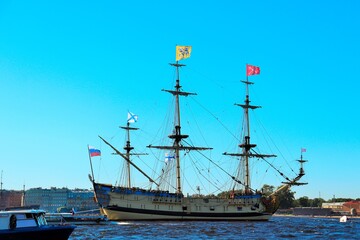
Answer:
top-left (1, 0), bottom-right (359, 200)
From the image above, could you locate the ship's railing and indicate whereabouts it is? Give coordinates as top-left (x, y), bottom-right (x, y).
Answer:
top-left (110, 186), bottom-right (184, 198)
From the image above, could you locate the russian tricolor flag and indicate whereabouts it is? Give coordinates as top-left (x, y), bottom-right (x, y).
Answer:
top-left (89, 146), bottom-right (101, 157)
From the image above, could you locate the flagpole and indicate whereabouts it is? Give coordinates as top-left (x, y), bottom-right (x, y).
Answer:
top-left (88, 145), bottom-right (95, 182)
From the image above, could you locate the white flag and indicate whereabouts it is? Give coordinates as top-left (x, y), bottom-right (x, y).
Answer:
top-left (127, 112), bottom-right (138, 123)
top-left (165, 152), bottom-right (175, 163)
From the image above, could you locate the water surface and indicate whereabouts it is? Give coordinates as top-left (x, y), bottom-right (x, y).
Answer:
top-left (69, 216), bottom-right (360, 239)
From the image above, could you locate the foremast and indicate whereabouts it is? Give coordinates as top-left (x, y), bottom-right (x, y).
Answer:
top-left (148, 62), bottom-right (212, 194)
top-left (120, 121), bottom-right (148, 188)
top-left (99, 135), bottom-right (159, 187)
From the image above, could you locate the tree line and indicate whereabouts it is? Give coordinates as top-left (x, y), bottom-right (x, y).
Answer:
top-left (262, 184), bottom-right (360, 209)
top-left (213, 184), bottom-right (359, 209)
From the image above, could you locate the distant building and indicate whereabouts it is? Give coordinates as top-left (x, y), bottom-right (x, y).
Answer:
top-left (293, 207), bottom-right (332, 216)
top-left (322, 202), bottom-right (345, 211)
top-left (322, 201), bottom-right (359, 216)
top-left (24, 187), bottom-right (68, 213)
top-left (67, 189), bottom-right (97, 211)
top-left (24, 187), bottom-right (97, 213)
top-left (0, 190), bottom-right (23, 209)
top-left (343, 201), bottom-right (359, 215)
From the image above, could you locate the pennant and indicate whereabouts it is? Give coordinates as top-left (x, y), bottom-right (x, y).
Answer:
top-left (89, 146), bottom-right (101, 157)
top-left (246, 64), bottom-right (260, 76)
top-left (176, 46), bottom-right (192, 61)
top-left (127, 112), bottom-right (138, 123)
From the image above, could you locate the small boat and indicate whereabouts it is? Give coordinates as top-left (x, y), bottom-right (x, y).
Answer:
top-left (340, 215), bottom-right (347, 222)
top-left (0, 209), bottom-right (76, 240)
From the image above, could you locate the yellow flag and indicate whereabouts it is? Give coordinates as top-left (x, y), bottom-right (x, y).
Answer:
top-left (176, 46), bottom-right (192, 61)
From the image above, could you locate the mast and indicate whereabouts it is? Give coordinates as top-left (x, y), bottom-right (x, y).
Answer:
top-left (172, 62), bottom-right (185, 193)
top-left (238, 79), bottom-right (262, 193)
top-left (120, 122), bottom-right (144, 188)
top-left (282, 149), bottom-right (308, 186)
top-left (298, 151), bottom-right (307, 177)
top-left (148, 61), bottom-right (212, 194)
top-left (242, 79), bottom-right (257, 192)
top-left (224, 64), bottom-right (306, 194)
top-left (121, 122), bottom-right (136, 188)
top-left (100, 135), bottom-right (159, 187)
top-left (224, 72), bottom-right (276, 193)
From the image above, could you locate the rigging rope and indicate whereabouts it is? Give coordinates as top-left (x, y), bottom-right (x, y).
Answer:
top-left (190, 96), bottom-right (239, 141)
top-left (187, 151), bottom-right (224, 193)
top-left (183, 139), bottom-right (257, 192)
top-left (252, 111), bottom-right (297, 175)
top-left (251, 148), bottom-right (292, 182)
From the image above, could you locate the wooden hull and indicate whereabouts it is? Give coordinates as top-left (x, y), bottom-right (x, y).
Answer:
top-left (93, 183), bottom-right (274, 221)
top-left (103, 206), bottom-right (272, 221)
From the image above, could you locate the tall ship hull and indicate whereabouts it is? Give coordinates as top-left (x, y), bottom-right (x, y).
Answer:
top-left (92, 183), bottom-right (275, 221)
top-left (88, 47), bottom-right (306, 221)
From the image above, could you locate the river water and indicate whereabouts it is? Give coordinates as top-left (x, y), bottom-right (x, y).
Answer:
top-left (68, 216), bottom-right (360, 239)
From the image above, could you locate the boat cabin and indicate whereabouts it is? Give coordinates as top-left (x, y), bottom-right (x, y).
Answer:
top-left (0, 209), bottom-right (47, 230)
top-left (0, 209), bottom-right (76, 240)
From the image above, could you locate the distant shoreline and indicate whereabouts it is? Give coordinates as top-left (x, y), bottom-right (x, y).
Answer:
top-left (273, 214), bottom-right (360, 219)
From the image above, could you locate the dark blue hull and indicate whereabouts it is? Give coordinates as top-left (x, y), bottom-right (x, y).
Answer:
top-left (0, 225), bottom-right (75, 240)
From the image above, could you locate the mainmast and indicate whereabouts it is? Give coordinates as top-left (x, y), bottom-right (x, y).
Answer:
top-left (148, 61), bottom-right (212, 194)
top-left (170, 62), bottom-right (190, 194)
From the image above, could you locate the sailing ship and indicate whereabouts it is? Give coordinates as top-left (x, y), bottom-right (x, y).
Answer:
top-left (89, 46), bottom-right (307, 221)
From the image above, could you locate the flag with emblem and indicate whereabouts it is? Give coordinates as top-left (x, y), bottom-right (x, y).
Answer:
top-left (246, 64), bottom-right (260, 76)
top-left (176, 46), bottom-right (192, 61)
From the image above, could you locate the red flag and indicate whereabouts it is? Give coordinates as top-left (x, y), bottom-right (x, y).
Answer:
top-left (246, 64), bottom-right (260, 76)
